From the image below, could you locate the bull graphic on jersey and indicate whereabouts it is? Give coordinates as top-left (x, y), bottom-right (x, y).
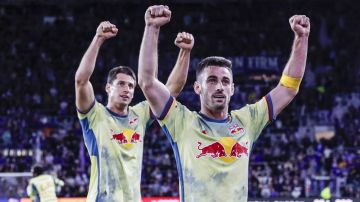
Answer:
top-left (111, 128), bottom-right (141, 149)
top-left (196, 138), bottom-right (248, 163)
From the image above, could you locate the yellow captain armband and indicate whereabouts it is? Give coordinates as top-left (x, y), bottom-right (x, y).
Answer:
top-left (279, 74), bottom-right (302, 91)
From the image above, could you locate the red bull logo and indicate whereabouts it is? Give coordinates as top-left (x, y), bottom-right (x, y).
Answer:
top-left (130, 133), bottom-right (141, 143)
top-left (229, 142), bottom-right (248, 158)
top-left (129, 117), bottom-right (138, 125)
top-left (196, 137), bottom-right (248, 163)
top-left (196, 142), bottom-right (226, 158)
top-left (112, 133), bottom-right (128, 144)
top-left (111, 128), bottom-right (142, 149)
top-left (229, 124), bottom-right (245, 135)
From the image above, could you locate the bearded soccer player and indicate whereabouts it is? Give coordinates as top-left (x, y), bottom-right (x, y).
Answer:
top-left (138, 5), bottom-right (310, 202)
top-left (75, 21), bottom-right (194, 201)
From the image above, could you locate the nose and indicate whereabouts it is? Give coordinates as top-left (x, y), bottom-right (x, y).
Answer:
top-left (215, 82), bottom-right (224, 91)
top-left (123, 85), bottom-right (130, 93)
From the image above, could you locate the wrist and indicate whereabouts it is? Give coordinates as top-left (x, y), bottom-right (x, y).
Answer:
top-left (93, 35), bottom-right (106, 45)
top-left (180, 48), bottom-right (192, 53)
top-left (295, 34), bottom-right (309, 40)
top-left (145, 23), bottom-right (161, 30)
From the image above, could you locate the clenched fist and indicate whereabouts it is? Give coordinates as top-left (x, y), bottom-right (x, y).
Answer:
top-left (289, 15), bottom-right (310, 37)
top-left (96, 21), bottom-right (118, 40)
top-left (174, 32), bottom-right (194, 51)
top-left (145, 5), bottom-right (171, 28)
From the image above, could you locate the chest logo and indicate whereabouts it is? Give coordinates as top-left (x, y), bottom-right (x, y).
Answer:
top-left (229, 124), bottom-right (245, 136)
top-left (111, 128), bottom-right (142, 149)
top-left (129, 117), bottom-right (139, 126)
top-left (196, 137), bottom-right (248, 163)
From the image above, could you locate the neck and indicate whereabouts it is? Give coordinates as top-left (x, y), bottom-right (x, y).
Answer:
top-left (107, 102), bottom-right (128, 116)
top-left (200, 107), bottom-right (228, 120)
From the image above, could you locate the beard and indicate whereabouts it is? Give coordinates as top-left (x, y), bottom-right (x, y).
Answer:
top-left (213, 102), bottom-right (226, 111)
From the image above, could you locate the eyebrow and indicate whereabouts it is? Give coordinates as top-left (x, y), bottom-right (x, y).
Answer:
top-left (118, 80), bottom-right (135, 85)
top-left (207, 75), bottom-right (218, 80)
top-left (207, 75), bottom-right (231, 80)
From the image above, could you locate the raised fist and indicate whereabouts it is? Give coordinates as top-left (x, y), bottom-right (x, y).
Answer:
top-left (145, 5), bottom-right (171, 28)
top-left (174, 32), bottom-right (194, 51)
top-left (289, 15), bottom-right (310, 37)
top-left (96, 21), bottom-right (118, 40)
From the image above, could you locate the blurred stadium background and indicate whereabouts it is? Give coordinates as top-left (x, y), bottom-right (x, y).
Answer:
top-left (0, 0), bottom-right (359, 201)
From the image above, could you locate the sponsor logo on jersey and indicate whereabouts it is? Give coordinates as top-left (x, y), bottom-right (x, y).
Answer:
top-left (196, 138), bottom-right (248, 163)
top-left (111, 128), bottom-right (142, 149)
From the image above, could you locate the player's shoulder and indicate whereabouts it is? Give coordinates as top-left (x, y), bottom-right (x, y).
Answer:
top-left (78, 100), bottom-right (107, 117)
top-left (231, 104), bottom-right (249, 115)
top-left (94, 100), bottom-right (107, 111)
top-left (130, 100), bottom-right (148, 110)
top-left (129, 101), bottom-right (149, 116)
top-left (30, 174), bottom-right (48, 182)
top-left (169, 98), bottom-right (196, 118)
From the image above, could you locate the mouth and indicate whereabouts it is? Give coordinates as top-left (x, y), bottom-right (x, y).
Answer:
top-left (212, 94), bottom-right (226, 99)
top-left (120, 95), bottom-right (130, 99)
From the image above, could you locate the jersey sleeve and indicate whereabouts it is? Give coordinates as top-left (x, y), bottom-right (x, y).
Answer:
top-left (232, 94), bottom-right (274, 141)
top-left (77, 100), bottom-right (100, 129)
top-left (77, 100), bottom-right (101, 156)
top-left (157, 96), bottom-right (192, 142)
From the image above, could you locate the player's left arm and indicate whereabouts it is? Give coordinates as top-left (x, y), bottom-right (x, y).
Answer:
top-left (138, 5), bottom-right (172, 117)
top-left (269, 15), bottom-right (310, 116)
top-left (26, 183), bottom-right (34, 197)
top-left (165, 32), bottom-right (194, 97)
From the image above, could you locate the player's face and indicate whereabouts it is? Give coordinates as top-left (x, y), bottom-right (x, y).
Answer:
top-left (106, 73), bottom-right (135, 107)
top-left (194, 66), bottom-right (234, 112)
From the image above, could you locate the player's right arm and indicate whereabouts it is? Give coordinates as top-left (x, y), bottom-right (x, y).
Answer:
top-left (54, 177), bottom-right (65, 187)
top-left (75, 21), bottom-right (118, 112)
top-left (138, 5), bottom-right (173, 117)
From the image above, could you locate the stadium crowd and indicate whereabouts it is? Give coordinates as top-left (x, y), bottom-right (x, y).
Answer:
top-left (0, 0), bottom-right (359, 199)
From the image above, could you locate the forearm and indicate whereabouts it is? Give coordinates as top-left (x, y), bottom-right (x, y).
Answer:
top-left (75, 36), bottom-right (104, 84)
top-left (138, 25), bottom-right (160, 87)
top-left (282, 36), bottom-right (308, 78)
top-left (166, 49), bottom-right (190, 97)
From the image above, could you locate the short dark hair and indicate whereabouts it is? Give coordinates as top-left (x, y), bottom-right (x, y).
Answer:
top-left (32, 164), bottom-right (44, 176)
top-left (107, 66), bottom-right (136, 84)
top-left (196, 56), bottom-right (232, 79)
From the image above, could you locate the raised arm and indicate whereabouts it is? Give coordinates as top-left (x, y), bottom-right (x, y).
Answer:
top-left (138, 5), bottom-right (172, 117)
top-left (75, 21), bottom-right (118, 112)
top-left (269, 15), bottom-right (310, 116)
top-left (165, 32), bottom-right (194, 97)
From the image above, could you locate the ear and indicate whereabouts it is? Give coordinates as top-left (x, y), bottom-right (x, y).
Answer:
top-left (105, 83), bottom-right (111, 94)
top-left (194, 81), bottom-right (201, 95)
top-left (230, 83), bottom-right (235, 96)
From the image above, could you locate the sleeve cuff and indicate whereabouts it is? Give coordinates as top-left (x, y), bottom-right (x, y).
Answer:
top-left (265, 94), bottom-right (275, 123)
top-left (157, 96), bottom-right (174, 120)
top-left (77, 99), bottom-right (96, 115)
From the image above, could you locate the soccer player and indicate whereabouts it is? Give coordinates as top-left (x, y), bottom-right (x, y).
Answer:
top-left (138, 5), bottom-right (310, 202)
top-left (26, 164), bottom-right (64, 202)
top-left (75, 21), bottom-right (194, 201)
